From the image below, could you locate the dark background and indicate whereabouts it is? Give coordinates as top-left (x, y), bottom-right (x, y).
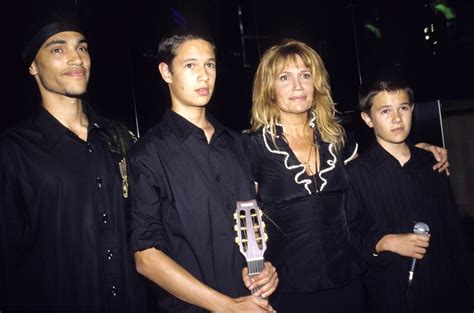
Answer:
top-left (4, 0), bottom-right (474, 131)
top-left (3, 0), bottom-right (474, 241)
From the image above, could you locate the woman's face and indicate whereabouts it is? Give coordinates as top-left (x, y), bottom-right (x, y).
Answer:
top-left (273, 54), bottom-right (314, 117)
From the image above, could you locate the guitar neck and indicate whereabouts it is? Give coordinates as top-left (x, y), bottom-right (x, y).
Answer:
top-left (247, 258), bottom-right (264, 295)
top-left (247, 258), bottom-right (264, 276)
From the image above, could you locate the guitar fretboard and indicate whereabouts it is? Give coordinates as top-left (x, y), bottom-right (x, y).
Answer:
top-left (247, 259), bottom-right (264, 277)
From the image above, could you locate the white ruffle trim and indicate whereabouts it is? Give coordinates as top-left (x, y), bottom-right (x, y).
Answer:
top-left (263, 126), bottom-right (313, 195)
top-left (318, 143), bottom-right (336, 192)
top-left (262, 115), bottom-right (340, 195)
top-left (343, 143), bottom-right (358, 165)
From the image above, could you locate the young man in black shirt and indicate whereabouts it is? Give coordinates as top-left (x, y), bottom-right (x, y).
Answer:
top-left (128, 33), bottom-right (278, 312)
top-left (347, 77), bottom-right (474, 313)
top-left (0, 14), bottom-right (146, 312)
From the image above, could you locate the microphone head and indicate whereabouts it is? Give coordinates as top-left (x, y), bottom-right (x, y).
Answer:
top-left (413, 222), bottom-right (430, 235)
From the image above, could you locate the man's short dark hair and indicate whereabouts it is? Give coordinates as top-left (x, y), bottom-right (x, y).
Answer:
top-left (156, 33), bottom-right (215, 72)
top-left (358, 77), bottom-right (414, 113)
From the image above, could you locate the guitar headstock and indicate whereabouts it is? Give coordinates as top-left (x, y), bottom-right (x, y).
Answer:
top-left (233, 199), bottom-right (267, 262)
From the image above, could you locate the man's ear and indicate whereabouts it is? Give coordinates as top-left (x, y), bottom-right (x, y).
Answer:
top-left (158, 62), bottom-right (172, 83)
top-left (29, 61), bottom-right (38, 76)
top-left (361, 111), bottom-right (374, 128)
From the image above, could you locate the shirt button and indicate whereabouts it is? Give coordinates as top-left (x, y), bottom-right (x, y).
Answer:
top-left (102, 213), bottom-right (108, 224)
top-left (106, 249), bottom-right (113, 260)
top-left (111, 285), bottom-right (117, 297)
top-left (96, 177), bottom-right (103, 188)
top-left (216, 175), bottom-right (221, 182)
top-left (87, 143), bottom-right (93, 153)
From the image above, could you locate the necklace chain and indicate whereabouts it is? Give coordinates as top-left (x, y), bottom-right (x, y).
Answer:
top-left (303, 129), bottom-right (317, 174)
top-left (283, 128), bottom-right (318, 176)
top-left (305, 140), bottom-right (318, 192)
top-left (303, 143), bottom-right (313, 171)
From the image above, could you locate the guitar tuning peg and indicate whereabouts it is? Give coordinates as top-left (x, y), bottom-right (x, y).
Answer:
top-left (235, 237), bottom-right (239, 244)
top-left (233, 225), bottom-right (238, 231)
top-left (259, 209), bottom-right (263, 217)
top-left (233, 213), bottom-right (237, 220)
top-left (264, 233), bottom-right (268, 241)
top-left (262, 221), bottom-right (266, 228)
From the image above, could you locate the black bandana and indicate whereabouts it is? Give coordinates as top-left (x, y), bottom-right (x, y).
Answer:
top-left (22, 14), bottom-right (84, 68)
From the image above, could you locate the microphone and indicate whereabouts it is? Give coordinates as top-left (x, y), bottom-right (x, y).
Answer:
top-left (408, 222), bottom-right (430, 285)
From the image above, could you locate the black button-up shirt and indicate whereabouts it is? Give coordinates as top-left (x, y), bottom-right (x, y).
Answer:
top-left (0, 106), bottom-right (146, 312)
top-left (247, 126), bottom-right (363, 293)
top-left (346, 142), bottom-right (474, 313)
top-left (128, 110), bottom-right (255, 313)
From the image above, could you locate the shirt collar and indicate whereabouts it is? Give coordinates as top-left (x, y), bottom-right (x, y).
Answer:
top-left (33, 102), bottom-right (101, 150)
top-left (275, 124), bottom-right (284, 135)
top-left (162, 110), bottom-right (233, 144)
top-left (365, 140), bottom-right (426, 169)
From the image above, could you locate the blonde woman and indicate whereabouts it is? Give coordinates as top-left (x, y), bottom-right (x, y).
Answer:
top-left (247, 39), bottom-right (448, 312)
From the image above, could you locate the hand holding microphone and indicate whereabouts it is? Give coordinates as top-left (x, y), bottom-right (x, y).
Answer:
top-left (374, 222), bottom-right (430, 296)
top-left (375, 224), bottom-right (430, 259)
top-left (408, 222), bottom-right (430, 285)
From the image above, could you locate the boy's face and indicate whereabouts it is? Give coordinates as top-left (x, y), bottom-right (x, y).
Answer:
top-left (159, 39), bottom-right (216, 110)
top-left (361, 90), bottom-right (413, 148)
top-left (29, 31), bottom-right (90, 98)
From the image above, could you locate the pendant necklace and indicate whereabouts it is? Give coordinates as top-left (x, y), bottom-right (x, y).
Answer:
top-left (303, 130), bottom-right (319, 192)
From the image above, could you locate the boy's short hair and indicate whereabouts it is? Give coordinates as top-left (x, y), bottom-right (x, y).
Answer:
top-left (156, 32), bottom-right (215, 72)
top-left (358, 77), bottom-right (414, 113)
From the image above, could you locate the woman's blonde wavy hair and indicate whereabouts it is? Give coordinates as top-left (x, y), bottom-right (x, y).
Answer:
top-left (250, 39), bottom-right (345, 151)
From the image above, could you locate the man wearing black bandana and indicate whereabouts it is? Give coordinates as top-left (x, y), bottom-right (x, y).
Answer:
top-left (0, 13), bottom-right (147, 312)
